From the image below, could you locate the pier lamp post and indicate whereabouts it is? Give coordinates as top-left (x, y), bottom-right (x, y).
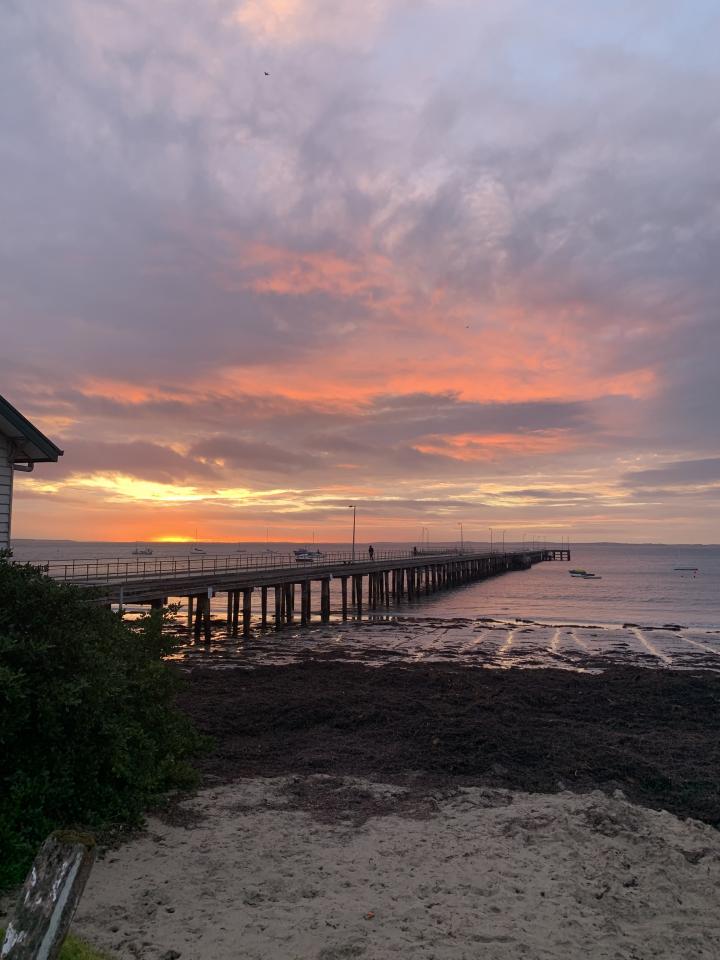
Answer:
top-left (502, 530), bottom-right (506, 555)
top-left (348, 504), bottom-right (356, 561)
top-left (458, 522), bottom-right (464, 552)
top-left (489, 528), bottom-right (493, 554)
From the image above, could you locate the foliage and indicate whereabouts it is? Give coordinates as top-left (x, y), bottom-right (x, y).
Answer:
top-left (55, 934), bottom-right (112, 960)
top-left (0, 558), bottom-right (203, 890)
top-left (0, 930), bottom-right (111, 960)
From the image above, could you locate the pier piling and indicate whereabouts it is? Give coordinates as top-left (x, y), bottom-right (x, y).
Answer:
top-left (320, 578), bottom-right (331, 622)
top-left (353, 574), bottom-right (363, 617)
top-left (242, 588), bottom-right (253, 637)
top-left (341, 576), bottom-right (348, 619)
top-left (301, 580), bottom-right (311, 625)
top-left (274, 585), bottom-right (283, 629)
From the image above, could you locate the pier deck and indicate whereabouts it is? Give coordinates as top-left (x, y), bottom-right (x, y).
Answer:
top-left (39, 547), bottom-right (570, 639)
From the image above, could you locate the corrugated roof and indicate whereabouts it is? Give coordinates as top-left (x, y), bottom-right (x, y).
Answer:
top-left (0, 395), bottom-right (64, 463)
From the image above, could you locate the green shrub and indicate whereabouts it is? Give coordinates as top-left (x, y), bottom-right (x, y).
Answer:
top-left (0, 557), bottom-right (203, 890)
top-left (0, 930), bottom-right (111, 960)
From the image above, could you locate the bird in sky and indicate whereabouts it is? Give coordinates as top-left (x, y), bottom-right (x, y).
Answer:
top-left (264, 71), bottom-right (270, 76)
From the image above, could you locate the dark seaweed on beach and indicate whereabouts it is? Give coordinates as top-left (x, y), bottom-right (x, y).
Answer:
top-left (178, 662), bottom-right (720, 828)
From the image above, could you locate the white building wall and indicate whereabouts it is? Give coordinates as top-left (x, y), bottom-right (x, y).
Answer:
top-left (0, 434), bottom-right (13, 550)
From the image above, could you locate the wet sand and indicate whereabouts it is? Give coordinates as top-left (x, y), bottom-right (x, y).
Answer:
top-left (169, 614), bottom-right (720, 672)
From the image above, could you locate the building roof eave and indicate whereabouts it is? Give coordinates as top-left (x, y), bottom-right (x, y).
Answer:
top-left (0, 395), bottom-right (64, 463)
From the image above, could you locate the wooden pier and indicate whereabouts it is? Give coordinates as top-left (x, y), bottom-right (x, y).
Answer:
top-left (43, 547), bottom-right (570, 638)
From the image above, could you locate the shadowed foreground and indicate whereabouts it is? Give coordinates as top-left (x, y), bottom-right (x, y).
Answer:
top-left (179, 662), bottom-right (720, 826)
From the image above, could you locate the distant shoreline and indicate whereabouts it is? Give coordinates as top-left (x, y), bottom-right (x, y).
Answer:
top-left (10, 537), bottom-right (720, 547)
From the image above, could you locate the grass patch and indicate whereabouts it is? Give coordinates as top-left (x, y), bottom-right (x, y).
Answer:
top-left (1, 929), bottom-right (111, 960)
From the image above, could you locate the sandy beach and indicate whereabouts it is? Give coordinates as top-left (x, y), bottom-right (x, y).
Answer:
top-left (70, 776), bottom-right (720, 959)
top-left (53, 658), bottom-right (720, 957)
top-left (3, 634), bottom-right (720, 958)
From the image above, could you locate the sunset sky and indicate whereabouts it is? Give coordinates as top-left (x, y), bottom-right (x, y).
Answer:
top-left (3, 0), bottom-right (719, 543)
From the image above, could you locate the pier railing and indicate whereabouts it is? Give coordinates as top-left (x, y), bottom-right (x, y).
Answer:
top-left (32, 547), bottom-right (472, 585)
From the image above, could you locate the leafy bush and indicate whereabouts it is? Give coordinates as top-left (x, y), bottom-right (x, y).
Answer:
top-left (0, 557), bottom-right (203, 890)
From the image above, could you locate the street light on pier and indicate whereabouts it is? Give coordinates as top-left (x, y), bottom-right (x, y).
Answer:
top-left (502, 530), bottom-right (506, 555)
top-left (348, 504), bottom-right (356, 561)
top-left (458, 522), bottom-right (464, 552)
top-left (489, 528), bottom-right (493, 554)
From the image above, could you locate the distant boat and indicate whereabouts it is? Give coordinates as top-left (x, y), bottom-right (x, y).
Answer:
top-left (674, 566), bottom-right (698, 571)
top-left (294, 548), bottom-right (324, 563)
top-left (580, 573), bottom-right (602, 579)
top-left (569, 569), bottom-right (588, 576)
top-left (132, 545), bottom-right (153, 556)
top-left (191, 528), bottom-right (206, 555)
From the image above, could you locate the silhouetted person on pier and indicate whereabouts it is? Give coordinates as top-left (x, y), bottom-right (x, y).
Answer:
top-left (368, 545), bottom-right (374, 560)
top-left (413, 546), bottom-right (418, 556)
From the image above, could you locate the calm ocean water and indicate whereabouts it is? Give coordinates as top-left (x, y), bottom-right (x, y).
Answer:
top-left (11, 539), bottom-right (720, 630)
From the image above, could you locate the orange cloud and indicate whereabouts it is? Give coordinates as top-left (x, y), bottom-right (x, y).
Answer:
top-left (231, 0), bottom-right (393, 47)
top-left (247, 245), bottom-right (386, 294)
top-left (79, 378), bottom-right (188, 404)
top-left (219, 242), bottom-right (414, 321)
top-left (413, 431), bottom-right (580, 461)
top-left (208, 241), bottom-right (661, 407)
top-left (216, 341), bottom-right (657, 406)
